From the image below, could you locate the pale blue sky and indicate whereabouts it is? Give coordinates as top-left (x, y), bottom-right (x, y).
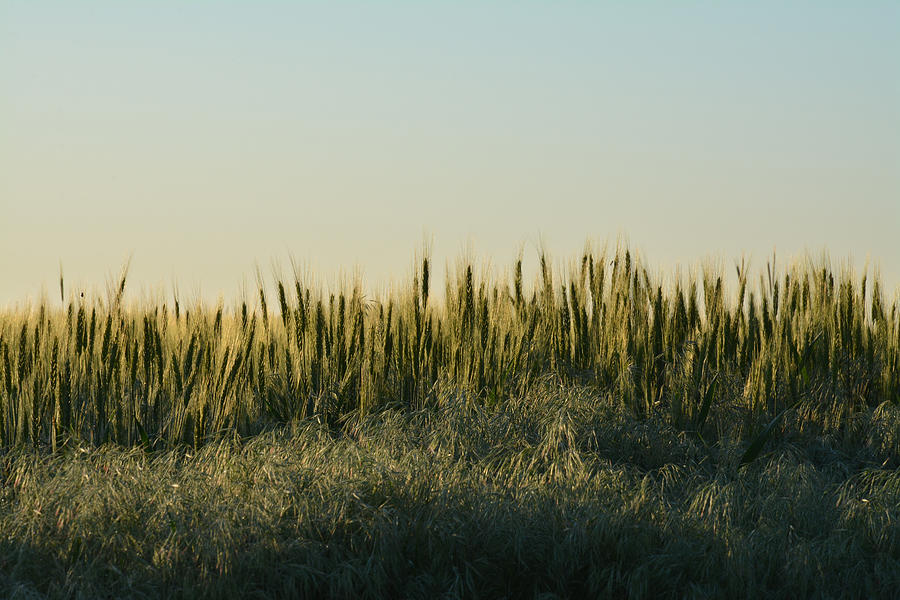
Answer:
top-left (2, 2), bottom-right (898, 305)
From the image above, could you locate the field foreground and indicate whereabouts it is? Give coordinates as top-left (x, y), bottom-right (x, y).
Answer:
top-left (2, 383), bottom-right (899, 599)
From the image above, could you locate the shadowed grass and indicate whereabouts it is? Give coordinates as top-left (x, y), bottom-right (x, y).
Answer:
top-left (1, 383), bottom-right (898, 599)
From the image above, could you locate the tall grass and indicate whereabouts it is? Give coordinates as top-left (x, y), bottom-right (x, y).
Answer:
top-left (1, 243), bottom-right (897, 450)
top-left (3, 384), bottom-right (899, 598)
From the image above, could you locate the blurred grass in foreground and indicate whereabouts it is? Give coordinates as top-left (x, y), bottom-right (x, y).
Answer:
top-left (1, 383), bottom-right (898, 599)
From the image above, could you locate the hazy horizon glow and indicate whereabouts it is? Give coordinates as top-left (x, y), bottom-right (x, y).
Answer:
top-left (2, 2), bottom-right (898, 306)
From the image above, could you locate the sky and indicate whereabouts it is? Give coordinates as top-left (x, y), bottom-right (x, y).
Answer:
top-left (2, 1), bottom-right (898, 306)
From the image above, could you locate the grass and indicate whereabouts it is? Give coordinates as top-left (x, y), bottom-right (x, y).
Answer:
top-left (1, 244), bottom-right (897, 451)
top-left (1, 243), bottom-right (898, 598)
top-left (2, 383), bottom-right (899, 599)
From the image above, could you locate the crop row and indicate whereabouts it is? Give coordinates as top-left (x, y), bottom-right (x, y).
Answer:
top-left (1, 245), bottom-right (897, 449)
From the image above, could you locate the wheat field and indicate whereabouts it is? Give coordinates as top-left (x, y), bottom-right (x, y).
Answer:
top-left (1, 244), bottom-right (899, 598)
top-left (1, 244), bottom-right (897, 452)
